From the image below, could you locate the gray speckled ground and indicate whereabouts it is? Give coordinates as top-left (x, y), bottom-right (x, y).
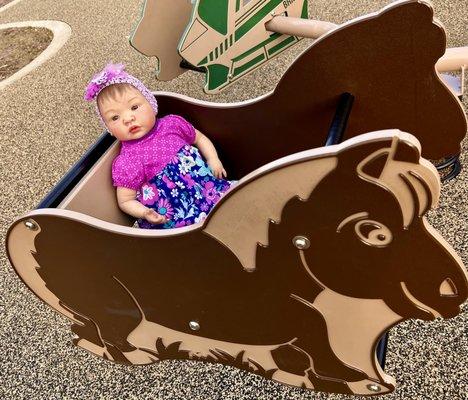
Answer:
top-left (0, 0), bottom-right (467, 399)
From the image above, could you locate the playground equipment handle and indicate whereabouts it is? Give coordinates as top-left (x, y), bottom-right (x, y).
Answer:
top-left (325, 93), bottom-right (354, 146)
top-left (265, 16), bottom-right (337, 39)
top-left (436, 47), bottom-right (468, 72)
top-left (323, 92), bottom-right (389, 369)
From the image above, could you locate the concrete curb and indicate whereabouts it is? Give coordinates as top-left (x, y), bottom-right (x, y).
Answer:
top-left (0, 20), bottom-right (71, 90)
top-left (0, 0), bottom-right (24, 13)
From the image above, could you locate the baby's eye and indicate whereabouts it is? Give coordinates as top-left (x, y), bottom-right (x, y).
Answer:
top-left (131, 104), bottom-right (139, 111)
top-left (111, 115), bottom-right (119, 121)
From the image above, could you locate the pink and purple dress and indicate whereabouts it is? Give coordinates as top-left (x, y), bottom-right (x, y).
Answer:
top-left (112, 115), bottom-right (234, 229)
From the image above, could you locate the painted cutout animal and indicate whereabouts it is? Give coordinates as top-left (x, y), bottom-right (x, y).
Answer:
top-left (130, 0), bottom-right (194, 81)
top-left (7, 131), bottom-right (468, 396)
top-left (131, 0), bottom-right (309, 92)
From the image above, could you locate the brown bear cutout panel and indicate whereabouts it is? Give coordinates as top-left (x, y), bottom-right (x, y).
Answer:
top-left (7, 131), bottom-right (468, 396)
top-left (154, 0), bottom-right (466, 179)
top-left (130, 0), bottom-right (194, 81)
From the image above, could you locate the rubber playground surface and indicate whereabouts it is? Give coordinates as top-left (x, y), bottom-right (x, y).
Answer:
top-left (0, 0), bottom-right (467, 399)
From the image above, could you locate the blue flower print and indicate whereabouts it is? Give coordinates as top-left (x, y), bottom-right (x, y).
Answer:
top-left (179, 154), bottom-right (196, 173)
top-left (137, 146), bottom-right (236, 230)
top-left (195, 157), bottom-right (212, 177)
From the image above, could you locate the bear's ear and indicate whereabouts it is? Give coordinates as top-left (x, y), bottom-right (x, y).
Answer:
top-left (360, 151), bottom-right (389, 180)
top-left (392, 139), bottom-right (420, 163)
top-left (359, 136), bottom-right (421, 180)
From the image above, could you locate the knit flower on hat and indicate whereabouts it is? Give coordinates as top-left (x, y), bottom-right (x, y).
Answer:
top-left (84, 63), bottom-right (158, 128)
top-left (84, 63), bottom-right (128, 101)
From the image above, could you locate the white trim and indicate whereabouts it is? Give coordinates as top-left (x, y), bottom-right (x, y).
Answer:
top-left (153, 89), bottom-right (271, 109)
top-left (18, 129), bottom-right (418, 237)
top-left (0, 0), bottom-right (24, 13)
top-left (0, 20), bottom-right (71, 90)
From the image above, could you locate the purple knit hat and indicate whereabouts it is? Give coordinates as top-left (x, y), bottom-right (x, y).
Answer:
top-left (84, 63), bottom-right (158, 127)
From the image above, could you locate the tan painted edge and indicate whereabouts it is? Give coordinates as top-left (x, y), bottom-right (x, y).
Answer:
top-left (12, 130), bottom-right (415, 238)
top-left (0, 20), bottom-right (72, 90)
top-left (154, 89), bottom-right (271, 109)
top-left (6, 129), bottom-right (415, 237)
top-left (0, 0), bottom-right (24, 13)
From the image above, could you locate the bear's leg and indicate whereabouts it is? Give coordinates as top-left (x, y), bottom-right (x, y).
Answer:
top-left (70, 314), bottom-right (103, 348)
top-left (286, 298), bottom-right (367, 384)
top-left (67, 309), bottom-right (135, 364)
top-left (61, 276), bottom-right (142, 356)
top-left (270, 343), bottom-right (353, 394)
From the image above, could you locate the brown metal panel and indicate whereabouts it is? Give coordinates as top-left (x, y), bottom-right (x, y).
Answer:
top-left (156, 0), bottom-right (466, 179)
top-left (7, 131), bottom-right (467, 396)
top-left (57, 142), bottom-right (134, 226)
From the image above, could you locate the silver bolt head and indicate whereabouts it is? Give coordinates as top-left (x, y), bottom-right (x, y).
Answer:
top-left (24, 220), bottom-right (38, 231)
top-left (189, 321), bottom-right (200, 331)
top-left (367, 384), bottom-right (381, 392)
top-left (292, 236), bottom-right (310, 250)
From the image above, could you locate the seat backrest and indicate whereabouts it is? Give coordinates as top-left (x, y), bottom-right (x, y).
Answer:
top-left (57, 142), bottom-right (135, 226)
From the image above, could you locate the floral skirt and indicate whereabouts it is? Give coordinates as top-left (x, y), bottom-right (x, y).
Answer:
top-left (137, 145), bottom-right (235, 229)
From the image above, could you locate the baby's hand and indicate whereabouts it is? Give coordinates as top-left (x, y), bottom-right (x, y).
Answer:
top-left (143, 208), bottom-right (168, 225)
top-left (208, 157), bottom-right (227, 179)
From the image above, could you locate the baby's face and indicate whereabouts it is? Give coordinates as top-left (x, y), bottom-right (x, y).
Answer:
top-left (99, 87), bottom-right (156, 141)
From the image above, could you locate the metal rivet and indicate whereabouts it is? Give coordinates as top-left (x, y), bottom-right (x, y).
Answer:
top-left (227, 73), bottom-right (232, 79)
top-left (189, 321), bottom-right (200, 331)
top-left (24, 220), bottom-right (38, 231)
top-left (367, 384), bottom-right (381, 392)
top-left (292, 236), bottom-right (310, 250)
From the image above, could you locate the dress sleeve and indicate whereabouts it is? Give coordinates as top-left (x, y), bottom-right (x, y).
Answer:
top-left (167, 114), bottom-right (196, 144)
top-left (111, 155), bottom-right (144, 190)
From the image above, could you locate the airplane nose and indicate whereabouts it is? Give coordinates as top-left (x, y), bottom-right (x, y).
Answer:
top-left (439, 278), bottom-right (458, 297)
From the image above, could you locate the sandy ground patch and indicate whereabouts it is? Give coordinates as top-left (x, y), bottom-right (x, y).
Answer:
top-left (0, 27), bottom-right (52, 80)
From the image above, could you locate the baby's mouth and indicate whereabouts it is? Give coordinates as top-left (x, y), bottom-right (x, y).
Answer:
top-left (129, 126), bottom-right (141, 134)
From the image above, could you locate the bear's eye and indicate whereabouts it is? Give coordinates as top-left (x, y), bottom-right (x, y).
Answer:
top-left (354, 220), bottom-right (392, 247)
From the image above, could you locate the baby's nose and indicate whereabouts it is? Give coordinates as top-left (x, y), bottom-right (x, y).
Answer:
top-left (123, 113), bottom-right (135, 123)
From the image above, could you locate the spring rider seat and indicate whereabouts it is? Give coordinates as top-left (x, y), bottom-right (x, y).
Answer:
top-left (6, 0), bottom-right (468, 396)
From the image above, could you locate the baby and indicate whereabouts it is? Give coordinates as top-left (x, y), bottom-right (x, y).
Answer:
top-left (85, 63), bottom-right (234, 229)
